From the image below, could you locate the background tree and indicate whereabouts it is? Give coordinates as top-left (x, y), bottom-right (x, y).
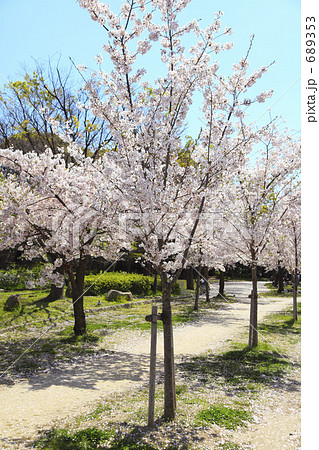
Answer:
top-left (0, 60), bottom-right (112, 158)
top-left (0, 145), bottom-right (123, 335)
top-left (262, 188), bottom-right (301, 321)
top-left (0, 60), bottom-right (114, 300)
top-left (219, 123), bottom-right (301, 347)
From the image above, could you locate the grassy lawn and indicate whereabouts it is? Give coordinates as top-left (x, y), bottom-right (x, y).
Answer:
top-left (0, 286), bottom-right (218, 379)
top-left (0, 282), bottom-right (300, 379)
top-left (259, 282), bottom-right (301, 298)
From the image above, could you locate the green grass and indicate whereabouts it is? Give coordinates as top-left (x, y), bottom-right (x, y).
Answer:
top-left (34, 426), bottom-right (162, 450)
top-left (0, 289), bottom-right (73, 329)
top-left (0, 289), bottom-right (153, 331)
top-left (196, 405), bottom-right (253, 429)
top-left (179, 341), bottom-right (293, 392)
top-left (84, 403), bottom-right (112, 420)
top-left (259, 303), bottom-right (301, 337)
top-left (0, 288), bottom-right (206, 377)
top-left (217, 442), bottom-right (245, 449)
top-left (34, 427), bottom-right (116, 450)
top-left (179, 303), bottom-right (301, 394)
top-left (259, 282), bottom-right (301, 298)
top-left (0, 282), bottom-right (210, 336)
top-left (0, 286), bottom-right (299, 381)
top-left (212, 294), bottom-right (238, 303)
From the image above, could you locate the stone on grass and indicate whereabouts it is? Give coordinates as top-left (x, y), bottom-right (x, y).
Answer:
top-left (4, 294), bottom-right (21, 311)
top-left (106, 290), bottom-right (133, 302)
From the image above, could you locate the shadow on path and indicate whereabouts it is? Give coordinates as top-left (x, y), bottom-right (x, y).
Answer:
top-left (20, 350), bottom-right (151, 391)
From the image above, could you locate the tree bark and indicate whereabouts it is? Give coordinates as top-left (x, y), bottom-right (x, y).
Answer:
top-left (157, 196), bottom-right (205, 421)
top-left (293, 267), bottom-right (298, 321)
top-left (194, 266), bottom-right (201, 311)
top-left (186, 267), bottom-right (194, 290)
top-left (152, 272), bottom-right (158, 294)
top-left (161, 275), bottom-right (176, 421)
top-left (40, 254), bottom-right (64, 302)
top-left (277, 266), bottom-right (285, 294)
top-left (203, 266), bottom-right (210, 302)
top-left (65, 257), bottom-right (87, 336)
top-left (45, 283), bottom-right (64, 301)
top-left (219, 270), bottom-right (225, 296)
top-left (272, 269), bottom-right (277, 288)
top-left (248, 255), bottom-right (258, 348)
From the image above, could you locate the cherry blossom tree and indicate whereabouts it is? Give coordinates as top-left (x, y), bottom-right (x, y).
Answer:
top-left (218, 123), bottom-right (301, 347)
top-left (0, 145), bottom-right (123, 335)
top-left (76, 0), bottom-right (277, 419)
top-left (0, 61), bottom-right (116, 301)
top-left (186, 204), bottom-right (229, 304)
top-left (262, 188), bottom-right (301, 321)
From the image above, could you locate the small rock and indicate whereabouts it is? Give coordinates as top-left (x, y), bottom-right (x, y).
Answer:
top-left (106, 290), bottom-right (133, 302)
top-left (3, 294), bottom-right (21, 311)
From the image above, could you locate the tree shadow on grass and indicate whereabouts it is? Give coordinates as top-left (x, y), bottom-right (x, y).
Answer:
top-left (107, 422), bottom-right (206, 450)
top-left (259, 317), bottom-right (301, 336)
top-left (1, 297), bottom-right (63, 330)
top-left (33, 421), bottom-right (206, 450)
top-left (178, 345), bottom-right (300, 395)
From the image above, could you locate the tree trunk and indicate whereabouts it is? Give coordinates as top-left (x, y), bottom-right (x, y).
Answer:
top-left (152, 272), bottom-right (158, 294)
top-left (66, 257), bottom-right (87, 336)
top-left (203, 266), bottom-right (210, 302)
top-left (292, 231), bottom-right (299, 322)
top-left (46, 283), bottom-right (64, 301)
top-left (293, 267), bottom-right (298, 321)
top-left (186, 267), bottom-right (194, 290)
top-left (272, 269), bottom-right (277, 288)
top-left (277, 266), bottom-right (285, 294)
top-left (41, 254), bottom-right (64, 302)
top-left (194, 266), bottom-right (201, 311)
top-left (219, 270), bottom-right (225, 296)
top-left (161, 276), bottom-right (176, 421)
top-left (248, 258), bottom-right (258, 348)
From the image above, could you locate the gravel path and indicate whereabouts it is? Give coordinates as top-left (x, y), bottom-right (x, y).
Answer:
top-left (0, 282), bottom-right (297, 447)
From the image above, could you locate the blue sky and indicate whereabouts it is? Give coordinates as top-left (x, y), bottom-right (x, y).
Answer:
top-left (0, 0), bottom-right (301, 134)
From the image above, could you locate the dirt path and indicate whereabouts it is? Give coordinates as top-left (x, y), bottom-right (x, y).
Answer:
top-left (0, 282), bottom-right (296, 447)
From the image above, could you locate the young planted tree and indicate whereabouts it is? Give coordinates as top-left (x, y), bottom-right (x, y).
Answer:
top-left (219, 123), bottom-right (301, 347)
top-left (77, 0), bottom-right (276, 419)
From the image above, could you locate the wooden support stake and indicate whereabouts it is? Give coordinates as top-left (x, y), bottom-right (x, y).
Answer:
top-left (147, 305), bottom-right (158, 427)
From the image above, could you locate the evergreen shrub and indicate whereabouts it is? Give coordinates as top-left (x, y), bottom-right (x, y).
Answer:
top-left (84, 272), bottom-right (181, 296)
top-left (84, 272), bottom-right (153, 296)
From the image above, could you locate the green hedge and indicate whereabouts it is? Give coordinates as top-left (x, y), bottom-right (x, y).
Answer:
top-left (84, 272), bottom-right (153, 296)
top-left (84, 272), bottom-right (181, 296)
